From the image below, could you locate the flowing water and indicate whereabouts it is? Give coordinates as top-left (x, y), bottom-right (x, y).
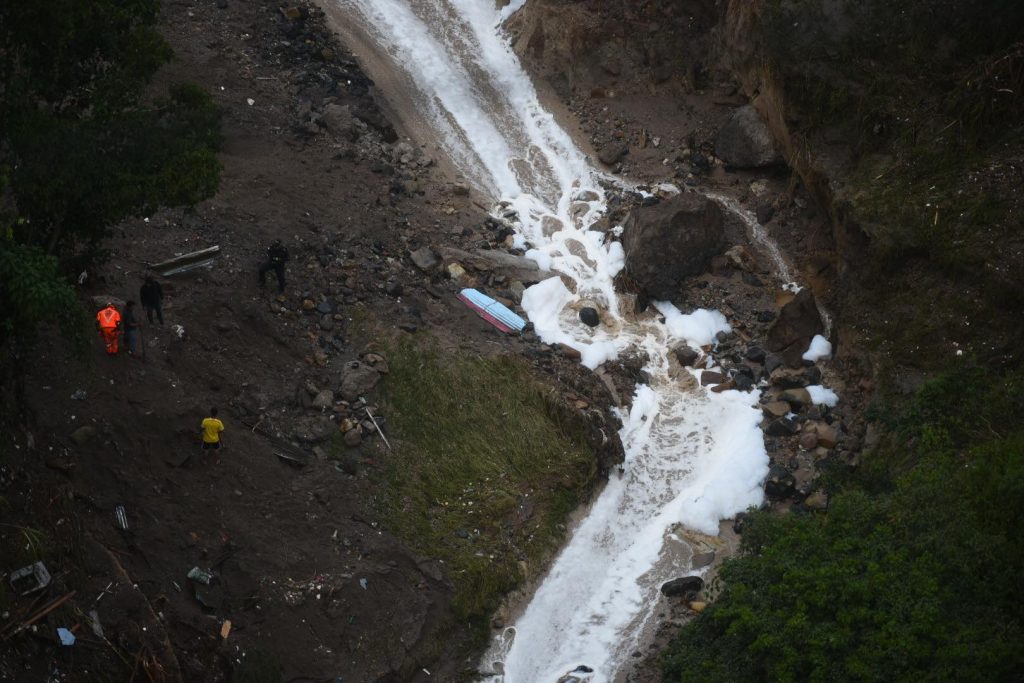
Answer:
top-left (331, 1), bottom-right (769, 680)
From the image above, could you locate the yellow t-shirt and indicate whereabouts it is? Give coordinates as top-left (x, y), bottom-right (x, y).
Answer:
top-left (201, 417), bottom-right (225, 443)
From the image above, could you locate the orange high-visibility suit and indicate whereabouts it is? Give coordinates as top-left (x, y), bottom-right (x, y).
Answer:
top-left (96, 305), bottom-right (122, 355)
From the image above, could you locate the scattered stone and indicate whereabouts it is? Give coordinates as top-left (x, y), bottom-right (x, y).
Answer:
top-left (598, 141), bottom-right (628, 165)
top-left (398, 322), bottom-right (418, 333)
top-left (302, 299), bottom-right (316, 311)
top-left (780, 387), bottom-right (812, 411)
top-left (339, 361), bottom-right (380, 401)
top-left (762, 401), bottom-right (790, 418)
top-left (745, 345), bottom-right (766, 363)
top-left (689, 601), bottom-right (708, 613)
top-left (660, 575), bottom-right (704, 597)
top-left (804, 490), bottom-right (829, 510)
top-left (816, 423), bottom-right (839, 449)
top-left (799, 431), bottom-right (818, 450)
top-left (579, 307), bottom-right (600, 327)
top-left (715, 105), bottom-right (783, 168)
top-left (70, 425), bottom-right (97, 446)
top-left (764, 416), bottom-right (797, 437)
top-left (724, 245), bottom-right (758, 272)
top-left (446, 262), bottom-right (467, 281)
top-left (622, 193), bottom-right (725, 300)
top-left (410, 246), bottom-right (439, 271)
top-left (343, 427), bottom-right (363, 448)
top-left (509, 280), bottom-right (526, 302)
top-left (755, 202), bottom-right (775, 225)
top-left (316, 301), bottom-right (334, 315)
top-left (559, 344), bottom-right (582, 361)
top-left (733, 374), bottom-right (754, 391)
top-left (319, 103), bottom-right (357, 141)
top-left (319, 316), bottom-right (334, 331)
top-left (699, 371), bottom-right (727, 386)
top-left (673, 344), bottom-right (699, 367)
top-left (764, 464), bottom-right (796, 499)
top-left (311, 389), bottom-right (334, 409)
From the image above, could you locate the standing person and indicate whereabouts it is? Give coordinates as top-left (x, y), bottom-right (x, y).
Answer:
top-left (139, 275), bottom-right (164, 324)
top-left (258, 239), bottom-right (289, 293)
top-left (95, 302), bottom-right (122, 355)
top-left (201, 407), bottom-right (225, 452)
top-left (123, 301), bottom-right (141, 357)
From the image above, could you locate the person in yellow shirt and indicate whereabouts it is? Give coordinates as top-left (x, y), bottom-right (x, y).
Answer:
top-left (201, 407), bottom-right (225, 451)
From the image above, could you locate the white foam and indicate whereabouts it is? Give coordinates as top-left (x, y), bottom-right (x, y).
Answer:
top-left (653, 301), bottom-right (731, 348)
top-left (806, 384), bottom-right (839, 407)
top-left (802, 334), bottom-right (832, 362)
top-left (336, 1), bottom-right (769, 680)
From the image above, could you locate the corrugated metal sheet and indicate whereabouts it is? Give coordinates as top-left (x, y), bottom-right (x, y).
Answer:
top-left (458, 288), bottom-right (527, 333)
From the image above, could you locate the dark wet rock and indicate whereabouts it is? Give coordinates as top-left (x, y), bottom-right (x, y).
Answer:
top-left (715, 105), bottom-right (783, 168)
top-left (598, 141), bottom-right (628, 165)
top-left (622, 193), bottom-right (725, 300)
top-left (745, 345), bottom-right (766, 363)
top-left (579, 307), bottom-right (600, 327)
top-left (757, 310), bottom-right (777, 323)
top-left (673, 344), bottom-right (699, 367)
top-left (767, 289), bottom-right (824, 367)
top-left (780, 387), bottom-right (812, 411)
top-left (699, 370), bottom-right (727, 386)
top-left (764, 464), bottom-right (796, 499)
top-left (764, 353), bottom-right (785, 374)
top-left (733, 373), bottom-right (754, 391)
top-left (661, 575), bottom-right (704, 597)
top-left (755, 202), bottom-right (775, 224)
top-left (765, 416), bottom-right (798, 436)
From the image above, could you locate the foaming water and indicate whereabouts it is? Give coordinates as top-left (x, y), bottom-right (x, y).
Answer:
top-left (334, 1), bottom-right (768, 680)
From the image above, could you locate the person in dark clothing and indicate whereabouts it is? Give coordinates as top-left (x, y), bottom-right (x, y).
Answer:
top-left (259, 239), bottom-right (289, 293)
top-left (123, 301), bottom-right (141, 357)
top-left (140, 275), bottom-right (164, 324)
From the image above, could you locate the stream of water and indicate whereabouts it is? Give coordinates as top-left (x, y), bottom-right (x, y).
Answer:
top-left (332, 1), bottom-right (769, 680)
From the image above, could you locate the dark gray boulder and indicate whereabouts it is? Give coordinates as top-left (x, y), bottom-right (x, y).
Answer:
top-left (767, 289), bottom-right (825, 368)
top-left (622, 193), bottom-right (725, 300)
top-left (715, 105), bottom-right (783, 168)
top-left (661, 575), bottom-right (704, 597)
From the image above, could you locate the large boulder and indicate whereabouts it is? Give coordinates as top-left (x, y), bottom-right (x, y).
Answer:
top-left (339, 361), bottom-right (381, 402)
top-left (622, 193), bottom-right (725, 300)
top-left (766, 289), bottom-right (825, 367)
top-left (715, 105), bottom-right (783, 168)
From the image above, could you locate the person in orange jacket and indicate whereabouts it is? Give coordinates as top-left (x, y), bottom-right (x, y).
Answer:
top-left (96, 302), bottom-right (122, 355)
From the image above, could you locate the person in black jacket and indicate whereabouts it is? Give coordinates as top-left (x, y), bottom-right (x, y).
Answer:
top-left (259, 239), bottom-right (289, 293)
top-left (140, 275), bottom-right (164, 324)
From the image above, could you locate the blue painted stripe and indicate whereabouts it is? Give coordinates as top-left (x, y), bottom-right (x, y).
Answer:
top-left (459, 288), bottom-right (527, 331)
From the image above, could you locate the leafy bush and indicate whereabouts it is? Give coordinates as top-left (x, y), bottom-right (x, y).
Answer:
top-left (661, 366), bottom-right (1024, 682)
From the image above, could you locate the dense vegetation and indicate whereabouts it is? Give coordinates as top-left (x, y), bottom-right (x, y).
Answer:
top-left (0, 0), bottom-right (222, 407)
top-left (663, 3), bottom-right (1024, 679)
top-left (662, 365), bottom-right (1024, 681)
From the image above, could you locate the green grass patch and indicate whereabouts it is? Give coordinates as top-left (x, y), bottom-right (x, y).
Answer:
top-left (373, 340), bottom-right (597, 635)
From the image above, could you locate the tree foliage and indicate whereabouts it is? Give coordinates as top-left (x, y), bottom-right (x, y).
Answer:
top-left (0, 0), bottom-right (222, 391)
top-left (661, 366), bottom-right (1024, 682)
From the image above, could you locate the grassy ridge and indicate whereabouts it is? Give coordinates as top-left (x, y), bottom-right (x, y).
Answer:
top-left (373, 341), bottom-right (597, 635)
